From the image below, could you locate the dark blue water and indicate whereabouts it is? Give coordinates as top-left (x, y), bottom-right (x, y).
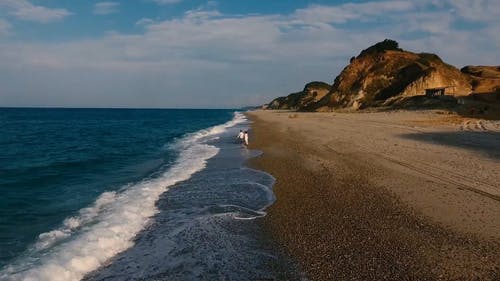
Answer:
top-left (0, 108), bottom-right (235, 269)
top-left (85, 116), bottom-right (281, 281)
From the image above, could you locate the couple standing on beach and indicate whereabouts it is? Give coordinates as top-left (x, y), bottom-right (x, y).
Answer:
top-left (237, 130), bottom-right (249, 146)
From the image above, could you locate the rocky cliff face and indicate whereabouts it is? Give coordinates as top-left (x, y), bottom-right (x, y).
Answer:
top-left (268, 81), bottom-right (331, 110)
top-left (314, 40), bottom-right (472, 110)
top-left (266, 40), bottom-right (494, 111)
top-left (461, 65), bottom-right (500, 94)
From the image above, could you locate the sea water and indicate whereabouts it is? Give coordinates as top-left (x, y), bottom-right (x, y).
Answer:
top-left (0, 108), bottom-right (278, 281)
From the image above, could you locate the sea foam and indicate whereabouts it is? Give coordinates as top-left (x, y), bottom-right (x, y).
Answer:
top-left (0, 112), bottom-right (245, 281)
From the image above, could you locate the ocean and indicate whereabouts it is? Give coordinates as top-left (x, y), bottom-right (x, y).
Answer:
top-left (0, 108), bottom-right (278, 281)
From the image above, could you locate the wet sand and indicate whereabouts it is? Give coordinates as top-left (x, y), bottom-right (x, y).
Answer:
top-left (247, 110), bottom-right (500, 280)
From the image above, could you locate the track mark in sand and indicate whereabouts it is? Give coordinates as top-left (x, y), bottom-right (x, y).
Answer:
top-left (323, 143), bottom-right (499, 202)
top-left (460, 119), bottom-right (500, 132)
top-left (476, 121), bottom-right (486, 131)
top-left (376, 154), bottom-right (500, 202)
top-left (483, 120), bottom-right (500, 132)
top-left (331, 116), bottom-right (425, 133)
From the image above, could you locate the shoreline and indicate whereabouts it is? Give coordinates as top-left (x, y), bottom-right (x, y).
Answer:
top-left (247, 110), bottom-right (500, 280)
top-left (82, 112), bottom-right (298, 281)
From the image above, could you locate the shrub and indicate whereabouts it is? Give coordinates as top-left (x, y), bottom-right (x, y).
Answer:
top-left (357, 39), bottom-right (402, 58)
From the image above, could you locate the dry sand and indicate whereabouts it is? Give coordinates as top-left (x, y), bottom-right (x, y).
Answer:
top-left (247, 110), bottom-right (500, 281)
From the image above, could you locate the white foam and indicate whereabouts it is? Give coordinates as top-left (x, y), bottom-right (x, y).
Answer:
top-left (0, 112), bottom-right (246, 281)
top-left (172, 111), bottom-right (247, 148)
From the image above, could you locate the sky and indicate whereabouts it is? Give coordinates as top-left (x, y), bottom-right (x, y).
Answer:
top-left (0, 0), bottom-right (498, 108)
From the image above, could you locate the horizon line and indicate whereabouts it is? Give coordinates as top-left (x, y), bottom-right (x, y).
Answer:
top-left (0, 106), bottom-right (255, 110)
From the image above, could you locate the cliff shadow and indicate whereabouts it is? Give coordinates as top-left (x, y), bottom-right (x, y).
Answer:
top-left (381, 93), bottom-right (500, 120)
top-left (399, 130), bottom-right (500, 160)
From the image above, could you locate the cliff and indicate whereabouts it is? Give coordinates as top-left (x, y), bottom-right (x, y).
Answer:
top-left (268, 81), bottom-right (331, 110)
top-left (461, 65), bottom-right (500, 94)
top-left (315, 40), bottom-right (472, 110)
top-left (265, 40), bottom-right (499, 111)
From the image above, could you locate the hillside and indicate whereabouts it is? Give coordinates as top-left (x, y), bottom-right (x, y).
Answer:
top-left (266, 40), bottom-right (499, 112)
top-left (461, 65), bottom-right (500, 94)
top-left (267, 81), bottom-right (331, 110)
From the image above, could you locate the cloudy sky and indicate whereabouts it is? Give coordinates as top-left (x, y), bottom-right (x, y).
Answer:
top-left (0, 0), bottom-right (498, 108)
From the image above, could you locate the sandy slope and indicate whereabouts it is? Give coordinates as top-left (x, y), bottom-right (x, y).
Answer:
top-left (248, 110), bottom-right (500, 280)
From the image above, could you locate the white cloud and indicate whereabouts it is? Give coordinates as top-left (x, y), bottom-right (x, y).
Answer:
top-left (293, 0), bottom-right (415, 24)
top-left (446, 0), bottom-right (500, 22)
top-left (0, 0), bottom-right (498, 107)
top-left (135, 18), bottom-right (155, 26)
top-left (93, 2), bottom-right (120, 15)
top-left (0, 0), bottom-right (72, 23)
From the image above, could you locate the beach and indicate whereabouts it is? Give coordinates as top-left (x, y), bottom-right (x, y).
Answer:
top-left (247, 110), bottom-right (500, 280)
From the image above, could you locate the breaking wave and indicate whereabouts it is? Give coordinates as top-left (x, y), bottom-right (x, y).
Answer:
top-left (0, 112), bottom-right (246, 281)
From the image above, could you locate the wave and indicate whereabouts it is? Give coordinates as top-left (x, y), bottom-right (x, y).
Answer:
top-left (0, 112), bottom-right (246, 281)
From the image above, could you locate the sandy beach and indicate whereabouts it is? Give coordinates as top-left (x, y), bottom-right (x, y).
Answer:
top-left (247, 110), bottom-right (500, 280)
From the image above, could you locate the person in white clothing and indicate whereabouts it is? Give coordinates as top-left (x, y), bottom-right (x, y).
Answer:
top-left (243, 131), bottom-right (249, 146)
top-left (237, 130), bottom-right (244, 143)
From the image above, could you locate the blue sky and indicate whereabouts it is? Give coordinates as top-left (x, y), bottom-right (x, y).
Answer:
top-left (0, 0), bottom-right (498, 108)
